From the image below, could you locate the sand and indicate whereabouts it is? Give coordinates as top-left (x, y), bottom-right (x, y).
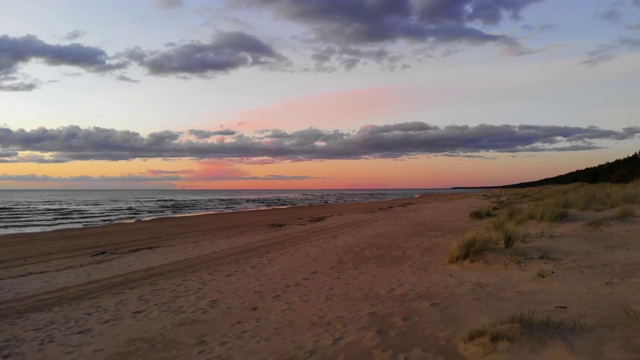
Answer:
top-left (1, 192), bottom-right (639, 359)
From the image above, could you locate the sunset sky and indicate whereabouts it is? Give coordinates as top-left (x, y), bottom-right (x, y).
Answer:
top-left (1, 0), bottom-right (639, 189)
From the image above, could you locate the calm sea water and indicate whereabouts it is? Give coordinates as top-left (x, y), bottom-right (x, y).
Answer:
top-left (0, 189), bottom-right (468, 236)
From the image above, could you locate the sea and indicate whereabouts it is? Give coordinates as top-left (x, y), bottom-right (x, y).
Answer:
top-left (0, 189), bottom-right (469, 236)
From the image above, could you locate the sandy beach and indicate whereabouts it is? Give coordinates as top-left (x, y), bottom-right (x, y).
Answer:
top-left (1, 191), bottom-right (639, 359)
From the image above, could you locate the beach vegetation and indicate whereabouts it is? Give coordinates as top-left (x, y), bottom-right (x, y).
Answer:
top-left (529, 203), bottom-right (569, 223)
top-left (499, 150), bottom-right (640, 187)
top-left (535, 268), bottom-right (553, 279)
top-left (469, 209), bottom-right (494, 220)
top-left (620, 304), bottom-right (640, 326)
top-left (447, 229), bottom-right (497, 263)
top-left (537, 250), bottom-right (552, 260)
top-left (614, 205), bottom-right (635, 219)
top-left (489, 220), bottom-right (521, 249)
top-left (463, 311), bottom-right (586, 353)
top-left (585, 218), bottom-right (609, 230)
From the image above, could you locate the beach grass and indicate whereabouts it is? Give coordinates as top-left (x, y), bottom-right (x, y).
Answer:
top-left (614, 206), bottom-right (635, 219)
top-left (454, 182), bottom-right (640, 263)
top-left (448, 229), bottom-right (497, 263)
top-left (621, 304), bottom-right (640, 326)
top-left (469, 209), bottom-right (494, 220)
top-left (463, 310), bottom-right (586, 353)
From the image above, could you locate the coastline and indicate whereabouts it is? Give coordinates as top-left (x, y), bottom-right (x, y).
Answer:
top-left (0, 188), bottom-right (454, 236)
top-left (1, 190), bottom-right (639, 359)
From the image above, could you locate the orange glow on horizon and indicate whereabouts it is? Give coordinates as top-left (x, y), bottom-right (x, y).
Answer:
top-left (0, 151), bottom-right (623, 190)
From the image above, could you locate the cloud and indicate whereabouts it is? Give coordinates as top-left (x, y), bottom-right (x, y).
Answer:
top-left (584, 35), bottom-right (640, 65)
top-left (232, 0), bottom-right (545, 68)
top-left (0, 170), bottom-right (318, 182)
top-left (234, 0), bottom-right (542, 44)
top-left (0, 154), bottom-right (322, 182)
top-left (188, 129), bottom-right (237, 139)
top-left (0, 70), bottom-right (38, 92)
top-left (147, 169), bottom-right (196, 175)
top-left (521, 24), bottom-right (557, 33)
top-left (0, 34), bottom-right (127, 91)
top-left (154, 0), bottom-right (183, 8)
top-left (0, 34), bottom-right (125, 73)
top-left (116, 74), bottom-right (140, 83)
top-left (62, 30), bottom-right (87, 41)
top-left (0, 174), bottom-right (181, 182)
top-left (124, 31), bottom-right (287, 76)
top-left (585, 1), bottom-right (640, 64)
top-left (1, 123), bottom-right (638, 163)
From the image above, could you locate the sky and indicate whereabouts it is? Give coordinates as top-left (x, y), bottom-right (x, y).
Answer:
top-left (0, 0), bottom-right (639, 190)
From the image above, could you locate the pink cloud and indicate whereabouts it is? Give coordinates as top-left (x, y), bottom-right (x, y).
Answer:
top-left (147, 169), bottom-right (195, 176)
top-left (185, 160), bottom-right (249, 180)
top-left (222, 86), bottom-right (417, 131)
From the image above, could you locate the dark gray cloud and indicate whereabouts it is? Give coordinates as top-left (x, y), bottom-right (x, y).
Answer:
top-left (116, 74), bottom-right (140, 83)
top-left (188, 129), bottom-right (237, 139)
top-left (235, 0), bottom-right (542, 44)
top-left (0, 150), bottom-right (18, 157)
top-left (309, 45), bottom-right (404, 72)
top-left (124, 31), bottom-right (287, 76)
top-left (0, 35), bottom-right (125, 73)
top-left (154, 0), bottom-right (183, 9)
top-left (0, 34), bottom-right (127, 91)
top-left (231, 0), bottom-right (544, 69)
top-left (0, 70), bottom-right (38, 91)
top-left (62, 30), bottom-right (87, 41)
top-left (1, 122), bottom-right (638, 163)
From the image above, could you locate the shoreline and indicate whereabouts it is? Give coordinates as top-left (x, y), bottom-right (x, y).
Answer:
top-left (0, 189), bottom-right (465, 237)
top-left (1, 190), bottom-right (639, 359)
top-left (0, 188), bottom-right (473, 237)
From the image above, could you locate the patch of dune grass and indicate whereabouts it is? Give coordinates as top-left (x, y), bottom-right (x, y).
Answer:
top-left (463, 311), bottom-right (586, 353)
top-left (614, 206), bottom-right (635, 219)
top-left (469, 209), bottom-right (494, 220)
top-left (621, 304), bottom-right (640, 327)
top-left (585, 218), bottom-right (610, 230)
top-left (492, 221), bottom-right (523, 249)
top-left (448, 229), bottom-right (497, 263)
top-left (496, 205), bottom-right (528, 225)
top-left (527, 202), bottom-right (569, 223)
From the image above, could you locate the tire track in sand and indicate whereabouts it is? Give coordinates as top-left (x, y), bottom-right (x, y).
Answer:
top-left (0, 212), bottom-right (385, 320)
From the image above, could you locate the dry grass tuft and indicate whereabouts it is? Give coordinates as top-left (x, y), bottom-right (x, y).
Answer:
top-left (614, 206), bottom-right (636, 219)
top-left (448, 229), bottom-right (497, 263)
top-left (527, 203), bottom-right (569, 223)
top-left (469, 209), bottom-right (494, 220)
top-left (621, 304), bottom-right (640, 326)
top-left (585, 218), bottom-right (610, 230)
top-left (498, 224), bottom-right (522, 249)
top-left (535, 268), bottom-right (553, 279)
top-left (463, 311), bottom-right (586, 353)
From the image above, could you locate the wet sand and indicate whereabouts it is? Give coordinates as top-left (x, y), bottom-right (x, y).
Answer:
top-left (1, 192), bottom-right (639, 359)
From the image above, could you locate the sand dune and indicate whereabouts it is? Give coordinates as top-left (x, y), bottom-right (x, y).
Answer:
top-left (1, 192), bottom-right (639, 359)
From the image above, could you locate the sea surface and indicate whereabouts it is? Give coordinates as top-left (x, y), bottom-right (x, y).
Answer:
top-left (0, 189), bottom-right (469, 236)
